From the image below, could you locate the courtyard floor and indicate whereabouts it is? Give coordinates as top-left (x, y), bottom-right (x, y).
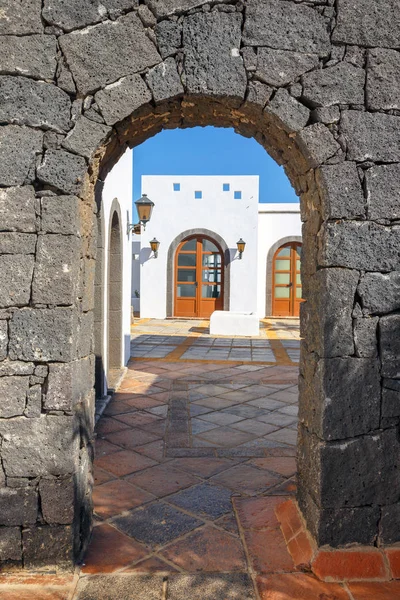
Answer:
top-left (1, 319), bottom-right (399, 598)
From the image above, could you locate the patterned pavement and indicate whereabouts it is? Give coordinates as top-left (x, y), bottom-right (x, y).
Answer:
top-left (2, 320), bottom-right (398, 597)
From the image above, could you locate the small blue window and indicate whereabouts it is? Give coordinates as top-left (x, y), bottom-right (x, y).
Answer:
top-left (223, 183), bottom-right (230, 191)
top-left (173, 183), bottom-right (180, 191)
top-left (234, 191), bottom-right (242, 199)
top-left (195, 190), bottom-right (202, 199)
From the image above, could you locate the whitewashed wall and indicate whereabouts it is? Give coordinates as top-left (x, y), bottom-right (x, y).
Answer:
top-left (102, 148), bottom-right (133, 369)
top-left (139, 175), bottom-right (259, 319)
top-left (257, 204), bottom-right (302, 317)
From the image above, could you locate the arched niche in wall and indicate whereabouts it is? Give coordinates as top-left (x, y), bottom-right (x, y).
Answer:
top-left (107, 199), bottom-right (123, 377)
top-left (166, 228), bottom-right (231, 318)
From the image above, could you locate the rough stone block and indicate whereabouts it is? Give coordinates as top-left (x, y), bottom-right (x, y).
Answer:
top-left (39, 478), bottom-right (74, 525)
top-left (43, 0), bottom-right (137, 31)
top-left (0, 416), bottom-right (78, 477)
top-left (353, 317), bottom-right (378, 358)
top-left (367, 48), bottom-right (400, 111)
top-left (297, 123), bottom-right (341, 167)
top-left (246, 81), bottom-right (272, 109)
top-left (302, 63), bottom-right (365, 108)
top-left (146, 58), bottom-right (184, 104)
top-left (0, 186), bottom-right (37, 233)
top-left (0, 0), bottom-right (43, 35)
top-left (0, 376), bottom-right (30, 418)
top-left (0, 35), bottom-right (57, 80)
top-left (0, 361), bottom-right (35, 377)
top-left (81, 259), bottom-right (96, 312)
top-left (265, 88), bottom-right (310, 133)
top-left (243, 0), bottom-right (330, 56)
top-left (299, 357), bottom-right (380, 441)
top-left (333, 0), bottom-right (400, 47)
top-left (0, 487), bottom-right (37, 526)
top-left (0, 233), bottom-right (36, 255)
top-left (76, 312), bottom-right (94, 359)
top-left (25, 384), bottom-right (42, 418)
top-left (380, 315), bottom-right (400, 379)
top-left (0, 321), bottom-right (7, 361)
top-left (365, 164), bottom-right (400, 221)
top-left (183, 12), bottom-right (247, 99)
top-left (358, 272), bottom-right (400, 315)
top-left (312, 106), bottom-right (340, 125)
top-left (341, 110), bottom-right (400, 162)
top-left (45, 356), bottom-right (95, 411)
top-left (9, 308), bottom-right (78, 362)
top-left (302, 268), bottom-right (358, 357)
top-left (380, 504), bottom-right (400, 544)
top-left (146, 0), bottom-right (209, 17)
top-left (32, 234), bottom-right (80, 306)
top-left (41, 195), bottom-right (80, 235)
top-left (255, 48), bottom-right (319, 87)
top-left (0, 255), bottom-right (35, 308)
top-left (381, 381), bottom-right (400, 427)
top-left (316, 163), bottom-right (365, 220)
top-left (155, 19), bottom-right (182, 58)
top-left (319, 221), bottom-right (400, 271)
top-left (95, 75), bottom-right (152, 126)
top-left (0, 126), bottom-right (43, 187)
top-left (22, 525), bottom-right (73, 569)
top-left (62, 117), bottom-right (111, 160)
top-left (59, 12), bottom-right (161, 95)
top-left (37, 150), bottom-right (87, 196)
top-left (0, 528), bottom-right (21, 562)
top-left (0, 76), bottom-right (71, 134)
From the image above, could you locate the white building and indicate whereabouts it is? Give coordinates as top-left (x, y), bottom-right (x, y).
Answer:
top-left (132, 175), bottom-right (302, 320)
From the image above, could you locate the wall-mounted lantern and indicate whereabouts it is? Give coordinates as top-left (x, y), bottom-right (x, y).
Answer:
top-left (150, 237), bottom-right (160, 258)
top-left (127, 193), bottom-right (155, 235)
top-left (237, 238), bottom-right (246, 260)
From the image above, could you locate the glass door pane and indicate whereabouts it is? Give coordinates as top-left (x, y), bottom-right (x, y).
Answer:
top-left (177, 284), bottom-right (196, 297)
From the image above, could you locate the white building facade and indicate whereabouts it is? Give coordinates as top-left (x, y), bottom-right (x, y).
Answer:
top-left (132, 175), bottom-right (302, 320)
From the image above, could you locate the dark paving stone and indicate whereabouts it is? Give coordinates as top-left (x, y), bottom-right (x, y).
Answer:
top-left (167, 573), bottom-right (256, 600)
top-left (222, 405), bottom-right (268, 419)
top-left (166, 448), bottom-right (216, 458)
top-left (215, 512), bottom-right (240, 536)
top-left (112, 502), bottom-right (203, 549)
top-left (75, 574), bottom-right (164, 599)
top-left (168, 482), bottom-right (233, 520)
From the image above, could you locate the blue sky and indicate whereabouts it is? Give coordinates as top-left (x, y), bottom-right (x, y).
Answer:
top-left (132, 126), bottom-right (298, 209)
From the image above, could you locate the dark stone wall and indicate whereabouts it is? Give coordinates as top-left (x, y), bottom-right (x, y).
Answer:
top-left (0, 0), bottom-right (399, 568)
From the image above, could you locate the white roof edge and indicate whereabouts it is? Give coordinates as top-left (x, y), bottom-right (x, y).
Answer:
top-left (258, 203), bottom-right (300, 213)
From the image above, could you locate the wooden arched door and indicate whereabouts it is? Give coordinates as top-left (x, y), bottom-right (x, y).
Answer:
top-left (174, 236), bottom-right (224, 318)
top-left (272, 242), bottom-right (303, 317)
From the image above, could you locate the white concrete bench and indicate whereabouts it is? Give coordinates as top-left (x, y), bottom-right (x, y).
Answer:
top-left (210, 311), bottom-right (259, 337)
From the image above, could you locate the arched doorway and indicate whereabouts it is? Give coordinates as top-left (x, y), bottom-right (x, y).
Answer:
top-left (174, 235), bottom-right (224, 318)
top-left (107, 209), bottom-right (122, 375)
top-left (272, 242), bottom-right (302, 317)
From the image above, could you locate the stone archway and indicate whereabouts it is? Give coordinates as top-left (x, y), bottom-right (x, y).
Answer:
top-left (0, 0), bottom-right (399, 569)
top-left (166, 228), bottom-right (231, 317)
top-left (265, 236), bottom-right (302, 317)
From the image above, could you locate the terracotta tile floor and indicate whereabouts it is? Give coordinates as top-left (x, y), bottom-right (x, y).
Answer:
top-left (2, 320), bottom-right (400, 598)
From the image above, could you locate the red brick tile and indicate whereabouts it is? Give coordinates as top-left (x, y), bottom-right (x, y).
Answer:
top-left (257, 573), bottom-right (350, 599)
top-left (275, 499), bottom-right (302, 542)
top-left (93, 466), bottom-right (116, 486)
top-left (113, 411), bottom-right (161, 428)
top-left (93, 479), bottom-right (154, 519)
top-left (386, 548), bottom-right (400, 579)
top-left (103, 401), bottom-right (135, 416)
top-left (0, 589), bottom-right (71, 600)
top-left (127, 464), bottom-right (199, 497)
top-left (105, 427), bottom-right (160, 449)
top-left (95, 416), bottom-right (130, 435)
top-left (211, 464), bottom-right (283, 496)
top-left (349, 581), bottom-right (400, 599)
top-left (250, 457), bottom-right (297, 477)
top-left (123, 395), bottom-right (165, 409)
top-left (233, 496), bottom-right (285, 530)
top-left (161, 526), bottom-right (247, 572)
top-left (95, 450), bottom-right (157, 477)
top-left (243, 527), bottom-right (295, 573)
top-left (0, 575), bottom-right (73, 586)
top-left (123, 556), bottom-right (178, 573)
top-left (81, 523), bottom-right (148, 573)
top-left (134, 440), bottom-right (165, 462)
top-left (169, 457), bottom-right (238, 478)
top-left (287, 530), bottom-right (314, 570)
top-left (312, 549), bottom-right (388, 582)
top-left (94, 438), bottom-right (121, 456)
